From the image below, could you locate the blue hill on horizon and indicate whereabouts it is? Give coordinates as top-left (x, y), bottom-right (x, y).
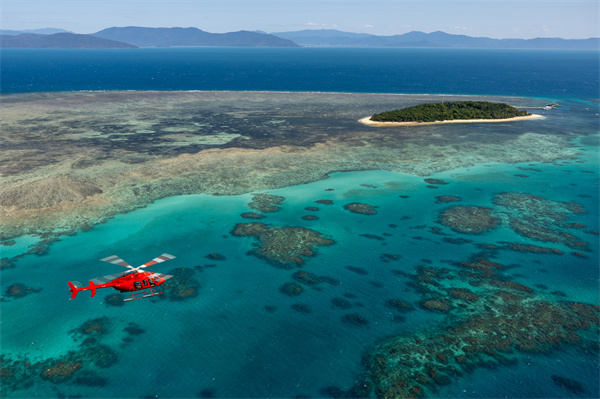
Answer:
top-left (272, 29), bottom-right (600, 49)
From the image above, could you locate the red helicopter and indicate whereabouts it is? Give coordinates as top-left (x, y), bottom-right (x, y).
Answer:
top-left (67, 253), bottom-right (176, 302)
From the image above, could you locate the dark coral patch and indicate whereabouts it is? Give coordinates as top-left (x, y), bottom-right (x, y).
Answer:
top-left (291, 303), bottom-right (312, 314)
top-left (424, 178), bottom-right (449, 185)
top-left (571, 252), bottom-right (588, 258)
top-left (380, 253), bottom-right (402, 263)
top-left (343, 202), bottom-right (377, 215)
top-left (197, 388), bottom-right (217, 398)
top-left (360, 233), bottom-right (385, 241)
top-left (292, 270), bottom-right (322, 286)
top-left (442, 237), bottom-right (473, 245)
top-left (3, 283), bottom-right (42, 299)
top-left (279, 282), bottom-right (304, 296)
top-left (341, 313), bottom-right (369, 326)
top-left (316, 199), bottom-right (334, 205)
top-left (124, 323), bottom-right (145, 336)
top-left (420, 298), bottom-right (451, 313)
top-left (438, 206), bottom-right (499, 234)
top-left (504, 243), bottom-right (563, 254)
top-left (105, 294), bottom-right (125, 307)
top-left (161, 268), bottom-right (201, 301)
top-left (436, 196), bottom-right (461, 204)
top-left (233, 223), bottom-right (334, 267)
top-left (40, 362), bottom-right (82, 382)
top-left (248, 193), bottom-right (285, 213)
top-left (74, 317), bottom-right (110, 338)
top-left (551, 375), bottom-right (585, 394)
top-left (301, 215), bottom-right (319, 221)
top-left (331, 297), bottom-right (353, 309)
top-left (449, 288), bottom-right (479, 302)
top-left (241, 212), bottom-right (265, 219)
top-left (385, 299), bottom-right (415, 313)
top-left (345, 265), bottom-right (368, 275)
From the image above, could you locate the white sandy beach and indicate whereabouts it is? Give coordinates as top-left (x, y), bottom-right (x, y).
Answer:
top-left (359, 113), bottom-right (544, 127)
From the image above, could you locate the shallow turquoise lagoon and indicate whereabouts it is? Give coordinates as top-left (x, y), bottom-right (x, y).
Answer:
top-left (1, 136), bottom-right (598, 397)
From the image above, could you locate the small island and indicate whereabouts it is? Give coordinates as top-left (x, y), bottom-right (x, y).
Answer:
top-left (360, 101), bottom-right (543, 126)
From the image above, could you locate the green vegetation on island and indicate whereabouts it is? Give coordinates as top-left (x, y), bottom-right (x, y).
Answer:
top-left (370, 101), bottom-right (530, 123)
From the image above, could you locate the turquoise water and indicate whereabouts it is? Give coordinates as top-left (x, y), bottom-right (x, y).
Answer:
top-left (1, 140), bottom-right (598, 397)
top-left (0, 48), bottom-right (599, 398)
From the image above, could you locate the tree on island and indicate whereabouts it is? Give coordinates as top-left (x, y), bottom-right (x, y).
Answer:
top-left (370, 101), bottom-right (530, 122)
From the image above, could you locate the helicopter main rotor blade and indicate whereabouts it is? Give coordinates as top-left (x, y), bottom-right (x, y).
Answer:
top-left (100, 255), bottom-right (134, 270)
top-left (90, 271), bottom-right (129, 285)
top-left (138, 253), bottom-right (176, 269)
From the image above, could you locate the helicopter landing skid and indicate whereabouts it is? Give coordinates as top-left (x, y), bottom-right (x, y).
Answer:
top-left (124, 288), bottom-right (163, 302)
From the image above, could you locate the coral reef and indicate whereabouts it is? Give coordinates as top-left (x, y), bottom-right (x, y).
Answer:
top-left (436, 193), bottom-right (590, 248)
top-left (279, 282), bottom-right (304, 296)
top-left (0, 92), bottom-right (579, 246)
top-left (316, 199), bottom-right (334, 205)
top-left (435, 196), bottom-right (461, 204)
top-left (40, 361), bottom-right (82, 382)
top-left (385, 299), bottom-right (416, 313)
top-left (70, 317), bottom-right (111, 340)
top-left (1, 317), bottom-right (122, 395)
top-left (241, 212), bottom-right (265, 219)
top-left (105, 294), bottom-right (125, 307)
top-left (341, 313), bottom-right (369, 326)
top-left (205, 253), bottom-right (226, 261)
top-left (438, 206), bottom-right (499, 234)
top-left (343, 203), bottom-right (378, 215)
top-left (345, 266), bottom-right (369, 275)
top-left (331, 297), bottom-right (353, 309)
top-left (424, 179), bottom-right (449, 185)
top-left (248, 194), bottom-right (285, 213)
top-left (356, 254), bottom-right (600, 399)
top-left (232, 223), bottom-right (334, 267)
top-left (551, 374), bottom-right (585, 394)
top-left (493, 192), bottom-right (588, 247)
top-left (292, 270), bottom-right (323, 286)
top-left (291, 303), bottom-right (312, 314)
top-left (161, 268), bottom-right (201, 301)
top-left (2, 283), bottom-right (42, 300)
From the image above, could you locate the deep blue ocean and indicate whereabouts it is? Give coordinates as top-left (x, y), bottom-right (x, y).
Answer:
top-left (1, 47), bottom-right (599, 98)
top-left (0, 48), bottom-right (599, 399)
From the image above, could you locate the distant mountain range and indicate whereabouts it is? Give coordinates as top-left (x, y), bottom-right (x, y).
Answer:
top-left (92, 27), bottom-right (298, 47)
top-left (272, 29), bottom-right (600, 49)
top-left (1, 27), bottom-right (598, 49)
top-left (0, 33), bottom-right (138, 49)
top-left (0, 28), bottom-right (71, 35)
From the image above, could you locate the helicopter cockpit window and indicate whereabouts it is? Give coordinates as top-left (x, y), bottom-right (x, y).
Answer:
top-left (142, 279), bottom-right (148, 287)
top-left (134, 281), bottom-right (142, 290)
top-left (149, 278), bottom-right (155, 286)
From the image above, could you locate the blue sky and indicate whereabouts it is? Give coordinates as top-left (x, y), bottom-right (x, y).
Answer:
top-left (2, 0), bottom-right (598, 39)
